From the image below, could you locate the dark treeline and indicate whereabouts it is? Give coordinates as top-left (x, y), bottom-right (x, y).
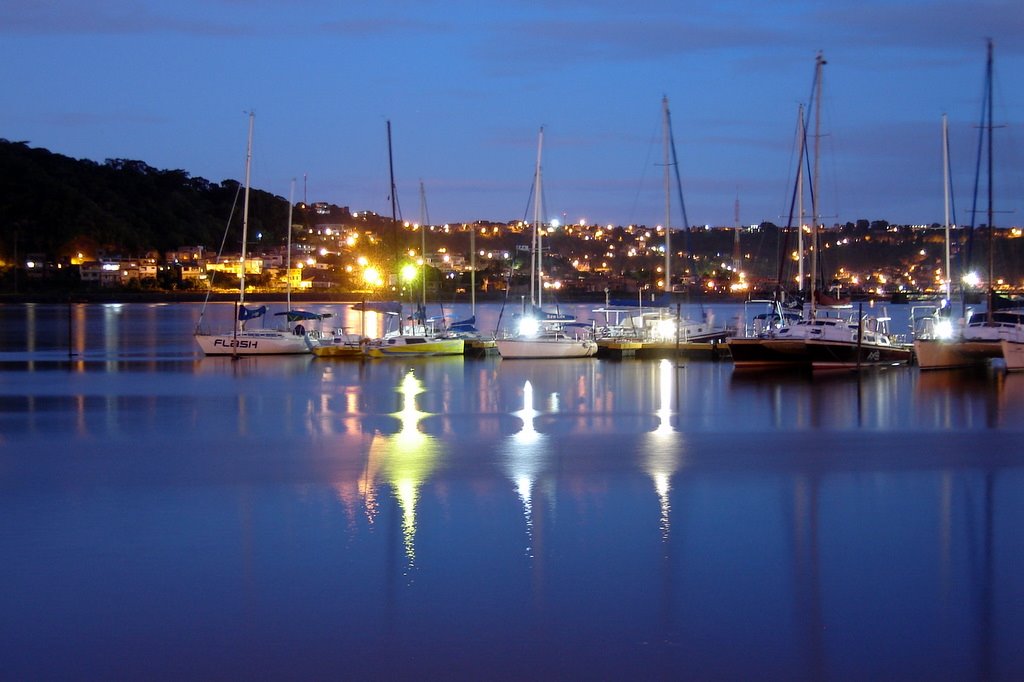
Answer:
top-left (0, 139), bottom-right (293, 260)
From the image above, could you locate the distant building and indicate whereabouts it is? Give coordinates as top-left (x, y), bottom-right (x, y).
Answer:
top-left (166, 246), bottom-right (205, 263)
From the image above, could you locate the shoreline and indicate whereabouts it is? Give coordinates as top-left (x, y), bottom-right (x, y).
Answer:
top-left (0, 289), bottom-right (950, 306)
top-left (0, 291), bottom-right (744, 305)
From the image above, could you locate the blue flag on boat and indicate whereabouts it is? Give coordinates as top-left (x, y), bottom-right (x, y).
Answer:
top-left (238, 304), bottom-right (267, 321)
top-left (450, 315), bottom-right (478, 333)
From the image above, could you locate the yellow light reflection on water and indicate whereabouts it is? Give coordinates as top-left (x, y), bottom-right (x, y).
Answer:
top-left (368, 370), bottom-right (440, 571)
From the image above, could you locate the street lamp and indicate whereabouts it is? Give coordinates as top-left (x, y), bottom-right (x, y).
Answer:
top-left (363, 266), bottom-right (382, 288)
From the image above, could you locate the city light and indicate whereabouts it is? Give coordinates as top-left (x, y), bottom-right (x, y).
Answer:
top-left (363, 266), bottom-right (382, 287)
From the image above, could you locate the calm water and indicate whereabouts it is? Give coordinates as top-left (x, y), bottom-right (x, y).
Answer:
top-left (2, 302), bottom-right (1024, 680)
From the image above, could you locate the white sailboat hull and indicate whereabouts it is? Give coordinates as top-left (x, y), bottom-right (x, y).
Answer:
top-left (496, 337), bottom-right (597, 359)
top-left (1001, 340), bottom-right (1024, 371)
top-left (195, 330), bottom-right (310, 356)
top-left (913, 339), bottom-right (1000, 370)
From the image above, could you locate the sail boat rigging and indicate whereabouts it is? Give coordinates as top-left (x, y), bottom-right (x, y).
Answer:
top-left (495, 127), bottom-right (597, 359)
top-left (592, 98), bottom-right (725, 348)
top-left (194, 113), bottom-right (317, 356)
top-left (358, 121), bottom-right (463, 358)
top-left (915, 40), bottom-right (1024, 369)
top-left (958, 40), bottom-right (1024, 368)
top-left (728, 53), bottom-right (910, 370)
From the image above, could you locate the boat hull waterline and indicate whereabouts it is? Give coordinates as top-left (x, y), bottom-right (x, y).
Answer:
top-left (496, 338), bottom-right (597, 359)
top-left (913, 339), bottom-right (1002, 370)
top-left (729, 337), bottom-right (912, 370)
top-left (364, 337), bottom-right (465, 358)
top-left (195, 331), bottom-right (311, 356)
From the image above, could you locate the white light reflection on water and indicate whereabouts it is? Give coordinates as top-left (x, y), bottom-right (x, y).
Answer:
top-left (644, 359), bottom-right (685, 542)
top-left (503, 380), bottom-right (548, 558)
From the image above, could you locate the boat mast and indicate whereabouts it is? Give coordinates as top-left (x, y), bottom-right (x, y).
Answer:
top-left (470, 224), bottom-right (476, 315)
top-left (386, 120), bottom-right (404, 335)
top-left (796, 104), bottom-right (805, 299)
top-left (942, 114), bottom-right (952, 301)
top-left (286, 178), bottom-right (295, 312)
top-left (810, 52), bottom-right (825, 317)
top-left (662, 96), bottom-right (672, 294)
top-left (532, 127), bottom-right (544, 308)
top-left (387, 120), bottom-right (399, 271)
top-left (985, 39), bottom-right (994, 306)
top-left (239, 111), bottom-right (254, 318)
top-left (419, 180), bottom-right (428, 309)
top-left (733, 193), bottom-right (741, 274)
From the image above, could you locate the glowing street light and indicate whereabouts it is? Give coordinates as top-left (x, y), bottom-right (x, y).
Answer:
top-left (364, 266), bottom-right (383, 287)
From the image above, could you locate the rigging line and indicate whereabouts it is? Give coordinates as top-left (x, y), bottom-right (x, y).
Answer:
top-left (197, 180), bottom-right (244, 330)
top-left (627, 111), bottom-right (662, 227)
top-left (965, 44), bottom-right (991, 273)
top-left (778, 109), bottom-right (808, 301)
top-left (667, 108), bottom-right (700, 311)
top-left (945, 117), bottom-right (962, 288)
top-left (521, 176), bottom-right (535, 225)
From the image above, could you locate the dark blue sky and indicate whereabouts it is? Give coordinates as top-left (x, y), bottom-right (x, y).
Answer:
top-left (2, 0), bottom-right (1022, 228)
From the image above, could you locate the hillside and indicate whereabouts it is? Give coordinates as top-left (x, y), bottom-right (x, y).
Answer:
top-left (0, 139), bottom-right (294, 260)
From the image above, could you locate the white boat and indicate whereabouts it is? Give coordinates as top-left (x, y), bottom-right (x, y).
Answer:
top-left (496, 334), bottom-right (596, 360)
top-left (914, 44), bottom-right (1023, 370)
top-left (1001, 340), bottom-right (1024, 371)
top-left (498, 309), bottom-right (597, 359)
top-left (495, 128), bottom-right (596, 360)
top-left (912, 114), bottom-right (984, 370)
top-left (195, 323), bottom-right (311, 356)
top-left (593, 303), bottom-right (724, 344)
top-left (194, 114), bottom-right (313, 356)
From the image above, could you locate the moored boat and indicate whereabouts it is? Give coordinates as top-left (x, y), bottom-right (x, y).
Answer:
top-left (495, 127), bottom-right (598, 361)
top-left (1001, 339), bottom-right (1024, 371)
top-left (194, 114), bottom-right (314, 357)
top-left (365, 335), bottom-right (464, 358)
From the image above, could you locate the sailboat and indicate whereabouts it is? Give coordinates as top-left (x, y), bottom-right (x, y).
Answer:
top-left (361, 122), bottom-right (464, 359)
top-left (195, 113), bottom-right (314, 356)
top-left (728, 53), bottom-right (911, 370)
top-left (495, 128), bottom-right (597, 360)
top-left (594, 97), bottom-right (726, 347)
top-left (915, 41), bottom-right (1024, 370)
top-left (912, 113), bottom-right (979, 369)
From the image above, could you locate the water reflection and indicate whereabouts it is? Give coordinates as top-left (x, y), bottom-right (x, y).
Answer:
top-left (4, 304), bottom-right (1024, 678)
top-left (503, 380), bottom-right (549, 558)
top-left (644, 359), bottom-right (684, 541)
top-left (367, 369), bottom-right (440, 572)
